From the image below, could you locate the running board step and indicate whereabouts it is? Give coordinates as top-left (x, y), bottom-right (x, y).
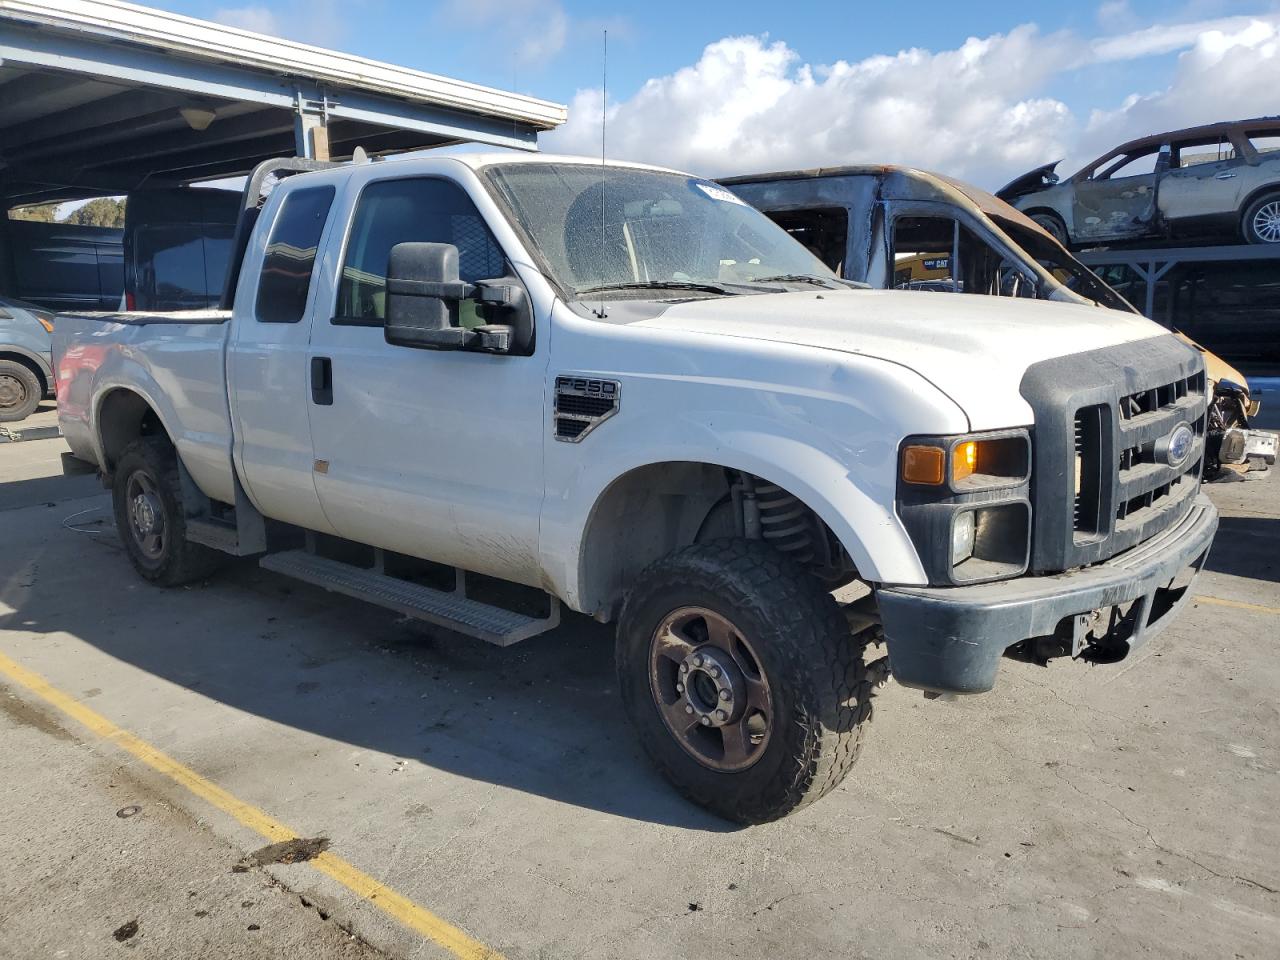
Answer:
top-left (258, 550), bottom-right (560, 647)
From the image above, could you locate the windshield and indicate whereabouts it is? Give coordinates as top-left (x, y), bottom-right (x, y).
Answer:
top-left (482, 163), bottom-right (837, 298)
top-left (993, 216), bottom-right (1136, 313)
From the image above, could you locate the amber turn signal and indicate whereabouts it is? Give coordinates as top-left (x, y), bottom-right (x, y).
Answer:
top-left (953, 440), bottom-right (978, 482)
top-left (901, 445), bottom-right (945, 485)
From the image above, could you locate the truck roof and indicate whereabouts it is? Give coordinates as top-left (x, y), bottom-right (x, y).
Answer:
top-left (445, 152), bottom-right (687, 176)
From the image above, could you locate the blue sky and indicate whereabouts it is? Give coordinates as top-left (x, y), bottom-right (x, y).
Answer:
top-left (148, 0), bottom-right (1280, 185)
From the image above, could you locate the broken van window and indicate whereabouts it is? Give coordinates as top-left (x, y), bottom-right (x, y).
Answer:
top-left (763, 207), bottom-right (849, 277)
top-left (891, 215), bottom-right (1034, 299)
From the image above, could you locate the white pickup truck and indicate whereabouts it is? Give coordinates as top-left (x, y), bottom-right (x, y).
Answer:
top-left (54, 153), bottom-right (1218, 823)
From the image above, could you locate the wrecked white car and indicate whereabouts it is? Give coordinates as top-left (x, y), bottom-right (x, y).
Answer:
top-left (997, 117), bottom-right (1280, 247)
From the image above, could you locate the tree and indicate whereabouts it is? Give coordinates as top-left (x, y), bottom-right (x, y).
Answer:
top-left (65, 198), bottom-right (126, 228)
top-left (8, 203), bottom-right (59, 223)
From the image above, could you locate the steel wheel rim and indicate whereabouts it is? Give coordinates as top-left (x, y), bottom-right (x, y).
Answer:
top-left (0, 373), bottom-right (25, 410)
top-left (1254, 201), bottom-right (1280, 243)
top-left (125, 469), bottom-right (166, 560)
top-left (648, 606), bottom-right (773, 772)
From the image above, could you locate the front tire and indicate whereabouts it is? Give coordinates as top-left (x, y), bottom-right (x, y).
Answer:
top-left (111, 438), bottom-right (223, 586)
top-left (1242, 192), bottom-right (1280, 244)
top-left (617, 539), bottom-right (877, 824)
top-left (1030, 211), bottom-right (1070, 247)
top-left (0, 359), bottom-right (41, 423)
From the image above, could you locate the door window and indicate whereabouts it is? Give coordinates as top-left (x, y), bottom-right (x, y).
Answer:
top-left (1096, 148), bottom-right (1160, 181)
top-left (1172, 135), bottom-right (1236, 168)
top-left (891, 215), bottom-right (1035, 298)
top-left (255, 185), bottom-right (335, 324)
top-left (334, 178), bottom-right (506, 327)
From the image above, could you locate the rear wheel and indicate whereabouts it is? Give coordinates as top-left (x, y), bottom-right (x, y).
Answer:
top-left (0, 359), bottom-right (41, 423)
top-left (1243, 192), bottom-right (1280, 244)
top-left (111, 437), bottom-right (223, 586)
top-left (1030, 211), bottom-right (1069, 246)
top-left (617, 538), bottom-right (881, 823)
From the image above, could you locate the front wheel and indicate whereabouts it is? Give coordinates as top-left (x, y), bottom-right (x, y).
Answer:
top-left (1030, 211), bottom-right (1069, 247)
top-left (111, 438), bottom-right (223, 586)
top-left (617, 539), bottom-right (878, 824)
top-left (1243, 192), bottom-right (1280, 244)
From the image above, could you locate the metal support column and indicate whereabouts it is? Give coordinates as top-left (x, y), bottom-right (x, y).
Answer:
top-left (293, 89), bottom-right (332, 161)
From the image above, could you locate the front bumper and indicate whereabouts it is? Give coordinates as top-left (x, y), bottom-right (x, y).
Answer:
top-left (876, 495), bottom-right (1218, 695)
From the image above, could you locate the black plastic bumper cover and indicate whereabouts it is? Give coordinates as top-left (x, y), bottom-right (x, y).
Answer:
top-left (877, 495), bottom-right (1218, 694)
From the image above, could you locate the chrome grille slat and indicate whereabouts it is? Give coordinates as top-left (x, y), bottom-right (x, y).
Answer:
top-left (1117, 437), bottom-right (1204, 501)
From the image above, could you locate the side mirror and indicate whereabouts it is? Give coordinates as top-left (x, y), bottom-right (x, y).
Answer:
top-left (384, 241), bottom-right (531, 354)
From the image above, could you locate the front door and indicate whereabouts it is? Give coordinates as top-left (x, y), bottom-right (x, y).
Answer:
top-left (1072, 147), bottom-right (1163, 243)
top-left (305, 173), bottom-right (546, 586)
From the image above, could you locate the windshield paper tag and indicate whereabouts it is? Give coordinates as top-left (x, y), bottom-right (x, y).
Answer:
top-left (695, 182), bottom-right (747, 206)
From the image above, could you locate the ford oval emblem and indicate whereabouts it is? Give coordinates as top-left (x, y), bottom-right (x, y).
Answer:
top-left (1166, 423), bottom-right (1195, 467)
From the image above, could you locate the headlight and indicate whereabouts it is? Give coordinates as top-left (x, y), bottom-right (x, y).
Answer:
top-left (897, 430), bottom-right (1032, 585)
top-left (951, 510), bottom-right (975, 564)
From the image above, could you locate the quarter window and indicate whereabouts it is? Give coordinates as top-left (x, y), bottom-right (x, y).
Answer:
top-left (335, 178), bottom-right (506, 326)
top-left (255, 185), bottom-right (335, 324)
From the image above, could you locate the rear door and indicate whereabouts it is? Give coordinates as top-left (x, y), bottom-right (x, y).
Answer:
top-left (304, 170), bottom-right (546, 585)
top-left (1157, 134), bottom-right (1247, 225)
top-left (226, 181), bottom-right (339, 534)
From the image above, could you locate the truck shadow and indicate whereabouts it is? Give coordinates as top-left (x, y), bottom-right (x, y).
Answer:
top-left (1, 518), bottom-right (736, 832)
top-left (1202, 515), bottom-right (1280, 583)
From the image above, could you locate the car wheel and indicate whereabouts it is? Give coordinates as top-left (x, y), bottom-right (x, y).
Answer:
top-left (111, 437), bottom-right (224, 586)
top-left (1030, 212), bottom-right (1069, 246)
top-left (0, 359), bottom-right (42, 423)
top-left (1243, 192), bottom-right (1280, 244)
top-left (617, 538), bottom-right (884, 824)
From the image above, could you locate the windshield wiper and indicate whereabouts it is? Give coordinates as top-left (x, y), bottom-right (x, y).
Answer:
top-left (576, 280), bottom-right (741, 296)
top-left (754, 273), bottom-right (867, 289)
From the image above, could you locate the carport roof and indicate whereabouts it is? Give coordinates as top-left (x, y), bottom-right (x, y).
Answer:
top-left (0, 0), bottom-right (567, 207)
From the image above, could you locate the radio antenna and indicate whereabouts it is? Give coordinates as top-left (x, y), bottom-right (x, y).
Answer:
top-left (594, 28), bottom-right (608, 319)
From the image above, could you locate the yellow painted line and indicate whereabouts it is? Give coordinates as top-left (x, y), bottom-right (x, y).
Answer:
top-left (0, 650), bottom-right (502, 960)
top-left (1194, 595), bottom-right (1280, 616)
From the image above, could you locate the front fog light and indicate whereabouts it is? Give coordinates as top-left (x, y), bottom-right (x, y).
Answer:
top-left (951, 510), bottom-right (975, 564)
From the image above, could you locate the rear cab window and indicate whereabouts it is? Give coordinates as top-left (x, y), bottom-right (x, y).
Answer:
top-left (255, 185), bottom-right (336, 324)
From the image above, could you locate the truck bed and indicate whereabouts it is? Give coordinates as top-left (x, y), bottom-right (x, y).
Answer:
top-left (53, 309), bottom-right (237, 503)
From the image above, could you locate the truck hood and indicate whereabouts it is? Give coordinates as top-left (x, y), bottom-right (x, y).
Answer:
top-left (631, 288), bottom-right (1174, 430)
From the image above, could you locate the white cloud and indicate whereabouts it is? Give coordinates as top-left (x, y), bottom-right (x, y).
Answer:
top-left (214, 1), bottom-right (344, 48)
top-left (543, 14), bottom-right (1280, 191)
top-left (213, 6), bottom-right (281, 36)
top-left (440, 0), bottom-right (570, 66)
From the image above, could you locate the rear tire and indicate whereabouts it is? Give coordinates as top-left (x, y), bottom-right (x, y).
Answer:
top-left (0, 359), bottom-right (41, 423)
top-left (1030, 211), bottom-right (1070, 247)
top-left (111, 437), bottom-right (223, 586)
top-left (617, 538), bottom-right (878, 824)
top-left (1242, 192), bottom-right (1280, 244)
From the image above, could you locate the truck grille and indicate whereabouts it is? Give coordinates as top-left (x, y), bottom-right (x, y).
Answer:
top-left (1022, 338), bottom-right (1206, 573)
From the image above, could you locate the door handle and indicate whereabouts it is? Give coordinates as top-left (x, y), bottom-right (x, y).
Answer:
top-left (310, 356), bottom-right (333, 405)
top-left (1214, 172), bottom-right (1238, 180)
